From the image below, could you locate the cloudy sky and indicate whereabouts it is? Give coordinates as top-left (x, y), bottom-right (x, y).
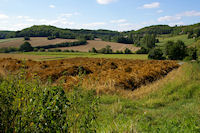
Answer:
top-left (0, 0), bottom-right (200, 31)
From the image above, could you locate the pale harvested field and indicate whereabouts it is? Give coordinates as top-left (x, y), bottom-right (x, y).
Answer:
top-left (0, 37), bottom-right (77, 48)
top-left (0, 53), bottom-right (53, 60)
top-left (54, 40), bottom-right (140, 52)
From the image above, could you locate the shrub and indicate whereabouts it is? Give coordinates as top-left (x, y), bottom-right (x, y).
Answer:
top-left (91, 47), bottom-right (97, 53)
top-left (0, 72), bottom-right (99, 132)
top-left (24, 36), bottom-right (30, 41)
top-left (148, 48), bottom-right (165, 60)
top-left (33, 48), bottom-right (38, 52)
top-left (136, 47), bottom-right (149, 54)
top-left (63, 50), bottom-right (70, 52)
top-left (165, 40), bottom-right (187, 60)
top-left (116, 50), bottom-right (123, 54)
top-left (0, 47), bottom-right (18, 53)
top-left (187, 47), bottom-right (198, 60)
top-left (19, 42), bottom-right (33, 52)
top-left (38, 48), bottom-right (45, 52)
top-left (47, 36), bottom-right (56, 40)
top-left (124, 48), bottom-right (132, 54)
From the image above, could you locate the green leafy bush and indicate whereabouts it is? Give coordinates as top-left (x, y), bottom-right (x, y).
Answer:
top-left (165, 40), bottom-right (187, 60)
top-left (124, 48), bottom-right (132, 54)
top-left (148, 48), bottom-right (165, 60)
top-left (19, 42), bottom-right (33, 52)
top-left (0, 71), bottom-right (99, 132)
top-left (136, 47), bottom-right (149, 54)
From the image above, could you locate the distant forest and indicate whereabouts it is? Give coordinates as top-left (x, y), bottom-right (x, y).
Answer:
top-left (0, 23), bottom-right (200, 46)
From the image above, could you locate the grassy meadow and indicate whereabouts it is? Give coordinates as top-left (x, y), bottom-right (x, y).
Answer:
top-left (0, 52), bottom-right (148, 61)
top-left (156, 34), bottom-right (196, 48)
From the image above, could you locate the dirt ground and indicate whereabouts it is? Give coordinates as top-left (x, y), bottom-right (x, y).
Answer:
top-left (0, 57), bottom-right (180, 94)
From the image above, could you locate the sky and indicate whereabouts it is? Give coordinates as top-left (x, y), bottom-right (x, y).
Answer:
top-left (0, 0), bottom-right (200, 31)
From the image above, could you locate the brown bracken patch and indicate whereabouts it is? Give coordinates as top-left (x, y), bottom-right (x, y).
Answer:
top-left (0, 58), bottom-right (180, 94)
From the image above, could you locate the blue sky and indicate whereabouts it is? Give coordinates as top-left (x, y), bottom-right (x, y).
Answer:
top-left (0, 0), bottom-right (200, 31)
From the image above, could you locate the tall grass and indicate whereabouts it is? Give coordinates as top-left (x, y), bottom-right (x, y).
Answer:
top-left (95, 62), bottom-right (200, 132)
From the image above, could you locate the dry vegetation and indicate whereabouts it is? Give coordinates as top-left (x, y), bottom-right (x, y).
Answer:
top-left (54, 40), bottom-right (140, 52)
top-left (0, 58), bottom-right (179, 95)
top-left (0, 37), bottom-right (77, 48)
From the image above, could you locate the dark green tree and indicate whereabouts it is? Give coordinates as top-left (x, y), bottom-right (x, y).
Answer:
top-left (187, 47), bottom-right (198, 60)
top-left (136, 47), bottom-right (149, 54)
top-left (165, 40), bottom-right (187, 60)
top-left (124, 48), bottom-right (132, 54)
top-left (24, 36), bottom-right (30, 41)
top-left (148, 48), bottom-right (164, 60)
top-left (105, 45), bottom-right (113, 54)
top-left (91, 47), bottom-right (97, 53)
top-left (142, 34), bottom-right (156, 49)
top-left (19, 42), bottom-right (33, 52)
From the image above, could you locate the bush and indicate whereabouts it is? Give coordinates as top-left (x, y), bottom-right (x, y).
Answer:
top-left (165, 40), bottom-right (187, 60)
top-left (33, 48), bottom-right (38, 52)
top-left (19, 42), bottom-right (33, 52)
top-left (148, 48), bottom-right (165, 60)
top-left (124, 48), bottom-right (132, 54)
top-left (0, 72), bottom-right (99, 132)
top-left (38, 48), bottom-right (45, 52)
top-left (48, 49), bottom-right (61, 52)
top-left (136, 47), bottom-right (149, 54)
top-left (91, 47), bottom-right (97, 53)
top-left (47, 36), bottom-right (56, 40)
top-left (116, 50), bottom-right (123, 54)
top-left (187, 47), bottom-right (198, 60)
top-left (0, 47), bottom-right (18, 53)
top-left (63, 49), bottom-right (70, 52)
top-left (24, 36), bottom-right (30, 41)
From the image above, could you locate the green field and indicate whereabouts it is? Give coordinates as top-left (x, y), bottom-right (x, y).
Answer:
top-left (0, 38), bottom-right (21, 43)
top-left (24, 52), bottom-right (148, 60)
top-left (156, 34), bottom-right (195, 47)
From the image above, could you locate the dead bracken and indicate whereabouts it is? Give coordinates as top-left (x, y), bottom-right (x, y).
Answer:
top-left (0, 58), bottom-right (180, 92)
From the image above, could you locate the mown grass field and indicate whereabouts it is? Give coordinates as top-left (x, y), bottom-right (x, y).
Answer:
top-left (0, 52), bottom-right (148, 61)
top-left (156, 34), bottom-right (195, 47)
top-left (0, 37), bottom-right (77, 48)
top-left (54, 40), bottom-right (140, 52)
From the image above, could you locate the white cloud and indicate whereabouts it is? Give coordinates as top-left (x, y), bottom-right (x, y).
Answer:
top-left (158, 10), bottom-right (200, 23)
top-left (110, 19), bottom-right (127, 23)
top-left (158, 16), bottom-right (181, 22)
top-left (17, 16), bottom-right (30, 19)
top-left (157, 10), bottom-right (163, 13)
top-left (49, 5), bottom-right (55, 8)
top-left (178, 10), bottom-right (200, 17)
top-left (142, 2), bottom-right (160, 9)
top-left (0, 14), bottom-right (9, 19)
top-left (97, 0), bottom-right (117, 5)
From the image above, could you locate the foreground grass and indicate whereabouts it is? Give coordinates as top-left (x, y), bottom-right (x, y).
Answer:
top-left (23, 52), bottom-right (148, 60)
top-left (156, 34), bottom-right (195, 48)
top-left (1, 62), bottom-right (200, 132)
top-left (97, 62), bottom-right (200, 132)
